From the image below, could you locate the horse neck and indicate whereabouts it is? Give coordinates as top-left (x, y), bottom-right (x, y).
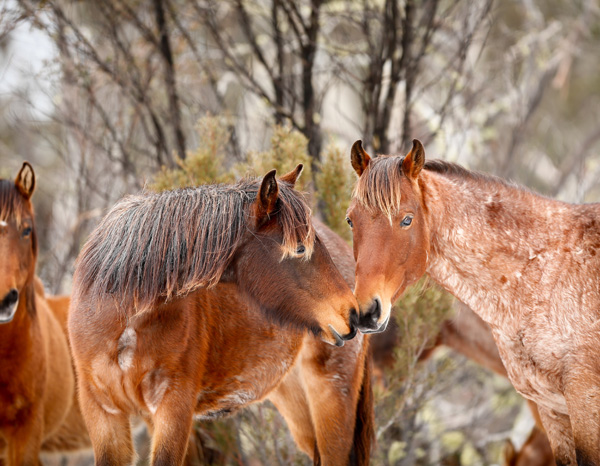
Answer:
top-left (420, 169), bottom-right (575, 327)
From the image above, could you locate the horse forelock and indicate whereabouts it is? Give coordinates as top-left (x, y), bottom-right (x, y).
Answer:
top-left (0, 179), bottom-right (32, 226)
top-left (353, 155), bottom-right (406, 220)
top-left (274, 181), bottom-right (315, 260)
top-left (0, 179), bottom-right (38, 273)
top-left (74, 178), bottom-right (315, 314)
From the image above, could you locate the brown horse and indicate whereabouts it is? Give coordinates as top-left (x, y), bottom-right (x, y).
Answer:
top-left (504, 426), bottom-right (556, 466)
top-left (348, 139), bottom-right (600, 465)
top-left (68, 166), bottom-right (370, 465)
top-left (0, 163), bottom-right (89, 465)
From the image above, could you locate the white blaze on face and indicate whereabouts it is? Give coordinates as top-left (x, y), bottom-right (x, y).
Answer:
top-left (0, 220), bottom-right (7, 228)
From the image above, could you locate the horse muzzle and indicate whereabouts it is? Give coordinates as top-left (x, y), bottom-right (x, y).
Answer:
top-left (325, 308), bottom-right (359, 347)
top-left (357, 297), bottom-right (390, 334)
top-left (0, 288), bottom-right (19, 323)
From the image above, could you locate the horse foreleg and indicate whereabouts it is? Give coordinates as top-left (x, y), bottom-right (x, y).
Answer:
top-left (78, 381), bottom-right (135, 465)
top-left (268, 365), bottom-right (317, 460)
top-left (301, 361), bottom-right (358, 466)
top-left (7, 411), bottom-right (44, 466)
top-left (148, 387), bottom-right (195, 466)
top-left (565, 367), bottom-right (600, 466)
top-left (537, 406), bottom-right (576, 466)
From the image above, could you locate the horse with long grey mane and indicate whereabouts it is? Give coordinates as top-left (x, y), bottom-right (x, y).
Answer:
top-left (68, 166), bottom-right (371, 465)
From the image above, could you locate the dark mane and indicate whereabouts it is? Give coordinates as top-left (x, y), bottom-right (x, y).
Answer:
top-left (74, 177), bottom-right (315, 314)
top-left (354, 155), bottom-right (517, 217)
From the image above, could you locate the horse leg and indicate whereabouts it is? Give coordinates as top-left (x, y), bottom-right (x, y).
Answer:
top-left (7, 412), bottom-right (44, 466)
top-left (565, 365), bottom-right (600, 465)
top-left (537, 406), bottom-right (576, 466)
top-left (148, 387), bottom-right (196, 466)
top-left (78, 381), bottom-right (135, 465)
top-left (268, 364), bottom-right (317, 460)
top-left (300, 343), bottom-right (364, 466)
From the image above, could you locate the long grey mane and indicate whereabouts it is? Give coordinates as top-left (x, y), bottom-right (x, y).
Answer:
top-left (74, 178), bottom-right (314, 314)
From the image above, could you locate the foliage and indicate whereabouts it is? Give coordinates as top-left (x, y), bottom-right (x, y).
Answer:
top-left (315, 143), bottom-right (356, 241)
top-left (240, 125), bottom-right (313, 192)
top-left (151, 116), bottom-right (235, 191)
top-left (373, 280), bottom-right (456, 465)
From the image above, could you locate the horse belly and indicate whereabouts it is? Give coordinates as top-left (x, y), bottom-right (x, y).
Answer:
top-left (194, 346), bottom-right (299, 420)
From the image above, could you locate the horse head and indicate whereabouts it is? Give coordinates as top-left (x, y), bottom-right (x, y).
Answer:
top-left (232, 166), bottom-right (359, 346)
top-left (0, 162), bottom-right (37, 323)
top-left (346, 140), bottom-right (430, 334)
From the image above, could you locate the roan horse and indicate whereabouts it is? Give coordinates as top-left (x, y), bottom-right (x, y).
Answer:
top-left (347, 139), bottom-right (600, 465)
top-left (0, 163), bottom-right (89, 465)
top-left (68, 166), bottom-right (372, 465)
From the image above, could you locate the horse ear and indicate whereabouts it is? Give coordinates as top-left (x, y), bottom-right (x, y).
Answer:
top-left (351, 140), bottom-right (371, 176)
top-left (279, 164), bottom-right (303, 187)
top-left (15, 162), bottom-right (36, 200)
top-left (402, 139), bottom-right (425, 180)
top-left (254, 169), bottom-right (279, 224)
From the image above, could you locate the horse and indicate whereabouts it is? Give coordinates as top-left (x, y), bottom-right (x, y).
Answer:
top-left (347, 139), bottom-right (600, 465)
top-left (504, 426), bottom-right (556, 466)
top-left (370, 300), bottom-right (555, 465)
top-left (68, 166), bottom-right (371, 466)
top-left (0, 163), bottom-right (89, 465)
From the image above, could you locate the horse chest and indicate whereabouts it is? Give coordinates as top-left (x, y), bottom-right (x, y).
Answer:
top-left (0, 386), bottom-right (35, 427)
top-left (492, 327), bottom-right (568, 414)
top-left (194, 342), bottom-right (299, 420)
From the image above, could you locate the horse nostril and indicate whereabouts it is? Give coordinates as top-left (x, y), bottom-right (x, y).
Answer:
top-left (368, 298), bottom-right (381, 323)
top-left (358, 297), bottom-right (381, 330)
top-left (342, 308), bottom-right (359, 341)
top-left (3, 289), bottom-right (19, 307)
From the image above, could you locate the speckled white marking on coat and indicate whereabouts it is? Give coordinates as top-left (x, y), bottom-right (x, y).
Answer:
top-left (143, 374), bottom-right (169, 415)
top-left (101, 404), bottom-right (121, 415)
top-left (117, 327), bottom-right (137, 371)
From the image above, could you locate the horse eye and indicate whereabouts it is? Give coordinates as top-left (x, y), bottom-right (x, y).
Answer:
top-left (296, 244), bottom-right (306, 255)
top-left (346, 217), bottom-right (353, 228)
top-left (22, 227), bottom-right (32, 238)
top-left (401, 216), bottom-right (413, 227)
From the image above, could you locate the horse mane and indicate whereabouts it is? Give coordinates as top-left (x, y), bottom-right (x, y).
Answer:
top-left (74, 177), bottom-right (315, 314)
top-left (353, 155), bottom-right (407, 219)
top-left (0, 179), bottom-right (37, 257)
top-left (354, 155), bottom-right (515, 217)
top-left (423, 159), bottom-right (515, 188)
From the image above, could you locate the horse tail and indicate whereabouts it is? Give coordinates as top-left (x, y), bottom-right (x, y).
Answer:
top-left (350, 337), bottom-right (375, 465)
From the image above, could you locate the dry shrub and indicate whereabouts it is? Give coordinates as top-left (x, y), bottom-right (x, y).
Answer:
top-left (315, 143), bottom-right (356, 241)
top-left (241, 125), bottom-right (313, 192)
top-left (151, 116), bottom-right (234, 191)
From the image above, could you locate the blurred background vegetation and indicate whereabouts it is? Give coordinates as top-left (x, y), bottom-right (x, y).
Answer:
top-left (1, 0), bottom-right (599, 464)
